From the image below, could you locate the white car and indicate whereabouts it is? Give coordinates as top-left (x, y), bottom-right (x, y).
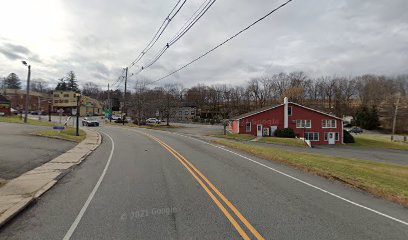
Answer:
top-left (111, 115), bottom-right (121, 120)
top-left (146, 118), bottom-right (161, 124)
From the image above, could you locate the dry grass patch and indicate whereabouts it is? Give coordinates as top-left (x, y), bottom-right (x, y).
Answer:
top-left (214, 139), bottom-right (408, 206)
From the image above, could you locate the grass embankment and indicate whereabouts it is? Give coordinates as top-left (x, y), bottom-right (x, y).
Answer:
top-left (211, 133), bottom-right (256, 141)
top-left (351, 134), bottom-right (408, 151)
top-left (211, 134), bottom-right (306, 147)
top-left (0, 116), bottom-right (53, 126)
top-left (258, 137), bottom-right (307, 147)
top-left (214, 139), bottom-right (408, 206)
top-left (32, 127), bottom-right (86, 142)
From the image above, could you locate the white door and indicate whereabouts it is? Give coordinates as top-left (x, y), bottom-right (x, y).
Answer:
top-left (256, 125), bottom-right (263, 137)
top-left (270, 126), bottom-right (278, 136)
top-left (328, 132), bottom-right (335, 144)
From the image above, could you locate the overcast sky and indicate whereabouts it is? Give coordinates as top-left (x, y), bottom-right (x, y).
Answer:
top-left (1, 0), bottom-right (407, 90)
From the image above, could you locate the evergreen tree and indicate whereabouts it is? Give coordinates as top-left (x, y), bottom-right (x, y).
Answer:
top-left (55, 78), bottom-right (67, 90)
top-left (355, 105), bottom-right (380, 130)
top-left (66, 71), bottom-right (79, 91)
top-left (4, 73), bottom-right (22, 89)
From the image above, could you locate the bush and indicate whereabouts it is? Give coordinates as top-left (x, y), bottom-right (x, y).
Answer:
top-left (343, 130), bottom-right (355, 143)
top-left (274, 128), bottom-right (295, 138)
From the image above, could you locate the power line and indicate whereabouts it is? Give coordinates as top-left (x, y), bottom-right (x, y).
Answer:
top-left (168, 0), bottom-right (216, 46)
top-left (139, 0), bottom-right (216, 73)
top-left (151, 0), bottom-right (294, 84)
top-left (128, 0), bottom-right (217, 77)
top-left (128, 0), bottom-right (187, 69)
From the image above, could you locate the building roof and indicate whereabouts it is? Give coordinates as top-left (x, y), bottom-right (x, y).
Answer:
top-left (231, 102), bottom-right (342, 120)
top-left (231, 104), bottom-right (283, 120)
top-left (0, 94), bottom-right (10, 103)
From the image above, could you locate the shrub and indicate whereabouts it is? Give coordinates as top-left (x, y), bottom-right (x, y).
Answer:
top-left (343, 130), bottom-right (355, 143)
top-left (274, 128), bottom-right (295, 138)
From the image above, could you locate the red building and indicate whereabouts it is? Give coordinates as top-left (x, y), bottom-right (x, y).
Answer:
top-left (230, 97), bottom-right (343, 145)
top-left (0, 94), bottom-right (11, 115)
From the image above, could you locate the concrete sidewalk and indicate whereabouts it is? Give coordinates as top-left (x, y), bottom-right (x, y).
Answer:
top-left (0, 128), bottom-right (101, 227)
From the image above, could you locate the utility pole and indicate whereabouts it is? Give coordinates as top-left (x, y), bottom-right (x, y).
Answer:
top-left (391, 94), bottom-right (400, 141)
top-left (107, 83), bottom-right (111, 122)
top-left (22, 62), bottom-right (31, 123)
top-left (123, 67), bottom-right (128, 125)
top-left (75, 92), bottom-right (81, 136)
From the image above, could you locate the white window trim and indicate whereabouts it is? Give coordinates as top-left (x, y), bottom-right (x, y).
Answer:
top-left (246, 122), bottom-right (251, 132)
top-left (296, 120), bottom-right (311, 128)
top-left (322, 119), bottom-right (337, 128)
top-left (304, 132), bottom-right (319, 141)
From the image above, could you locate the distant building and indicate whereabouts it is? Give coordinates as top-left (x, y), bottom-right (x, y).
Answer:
top-left (171, 106), bottom-right (197, 122)
top-left (2, 88), bottom-right (50, 112)
top-left (0, 94), bottom-right (11, 115)
top-left (229, 97), bottom-right (343, 145)
top-left (52, 91), bottom-right (103, 116)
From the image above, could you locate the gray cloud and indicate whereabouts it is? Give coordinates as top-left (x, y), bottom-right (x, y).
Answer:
top-left (1, 0), bottom-right (408, 89)
top-left (0, 43), bottom-right (42, 63)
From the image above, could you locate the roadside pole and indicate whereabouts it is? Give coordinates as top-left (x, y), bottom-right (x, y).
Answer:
top-left (391, 94), bottom-right (400, 141)
top-left (23, 64), bottom-right (31, 123)
top-left (48, 100), bottom-right (51, 122)
top-left (76, 92), bottom-right (81, 136)
top-left (123, 67), bottom-right (128, 126)
top-left (108, 83), bottom-right (111, 122)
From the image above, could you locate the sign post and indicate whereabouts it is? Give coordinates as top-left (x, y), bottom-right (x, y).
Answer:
top-left (57, 108), bottom-right (64, 124)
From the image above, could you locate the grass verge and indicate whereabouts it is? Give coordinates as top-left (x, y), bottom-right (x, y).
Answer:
top-left (211, 133), bottom-right (256, 141)
top-left (258, 137), bottom-right (307, 147)
top-left (214, 139), bottom-right (408, 206)
top-left (32, 127), bottom-right (86, 142)
top-left (350, 134), bottom-right (408, 151)
top-left (0, 116), bottom-right (54, 126)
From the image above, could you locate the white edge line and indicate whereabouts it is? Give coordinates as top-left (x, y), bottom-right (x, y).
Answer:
top-left (63, 131), bottom-right (115, 240)
top-left (157, 130), bottom-right (408, 227)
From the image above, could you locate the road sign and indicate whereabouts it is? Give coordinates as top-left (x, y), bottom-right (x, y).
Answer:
top-left (72, 108), bottom-right (77, 115)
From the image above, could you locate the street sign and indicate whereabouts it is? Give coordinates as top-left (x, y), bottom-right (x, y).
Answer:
top-left (72, 108), bottom-right (77, 115)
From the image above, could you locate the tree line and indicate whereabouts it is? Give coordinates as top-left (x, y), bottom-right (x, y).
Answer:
top-left (81, 72), bottom-right (407, 131)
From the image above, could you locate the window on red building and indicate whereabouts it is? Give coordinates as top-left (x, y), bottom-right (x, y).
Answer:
top-left (245, 122), bottom-right (251, 132)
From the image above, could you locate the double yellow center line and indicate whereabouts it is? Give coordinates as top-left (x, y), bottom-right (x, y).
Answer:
top-left (144, 133), bottom-right (264, 240)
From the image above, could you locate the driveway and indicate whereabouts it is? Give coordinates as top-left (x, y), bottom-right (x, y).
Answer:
top-left (0, 122), bottom-right (77, 179)
top-left (166, 122), bottom-right (224, 136)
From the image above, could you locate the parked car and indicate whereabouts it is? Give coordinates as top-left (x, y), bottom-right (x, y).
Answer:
top-left (111, 115), bottom-right (121, 120)
top-left (82, 117), bottom-right (100, 127)
top-left (348, 127), bottom-right (363, 134)
top-left (146, 118), bottom-right (161, 124)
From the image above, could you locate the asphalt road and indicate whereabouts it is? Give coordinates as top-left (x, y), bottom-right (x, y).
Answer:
top-left (1, 125), bottom-right (407, 239)
top-left (0, 122), bottom-right (76, 179)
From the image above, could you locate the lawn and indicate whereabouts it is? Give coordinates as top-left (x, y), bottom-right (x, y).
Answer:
top-left (258, 137), bottom-right (307, 147)
top-left (0, 116), bottom-right (54, 127)
top-left (32, 127), bottom-right (86, 142)
top-left (350, 134), bottom-right (408, 151)
top-left (214, 139), bottom-right (408, 206)
top-left (211, 133), bottom-right (256, 141)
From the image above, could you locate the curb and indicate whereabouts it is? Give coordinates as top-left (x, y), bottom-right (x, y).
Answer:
top-left (0, 128), bottom-right (102, 228)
